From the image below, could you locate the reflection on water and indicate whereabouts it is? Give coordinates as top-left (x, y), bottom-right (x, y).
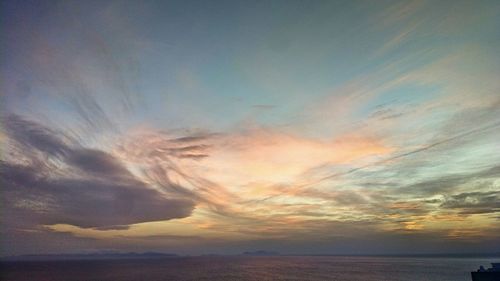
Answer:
top-left (1, 256), bottom-right (498, 281)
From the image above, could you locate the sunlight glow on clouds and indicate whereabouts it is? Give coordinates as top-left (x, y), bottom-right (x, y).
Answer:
top-left (1, 0), bottom-right (499, 255)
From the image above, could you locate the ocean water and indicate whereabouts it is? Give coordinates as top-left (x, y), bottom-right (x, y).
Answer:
top-left (1, 256), bottom-right (498, 281)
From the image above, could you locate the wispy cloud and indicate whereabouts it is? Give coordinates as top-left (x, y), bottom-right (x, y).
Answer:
top-left (1, 0), bottom-right (499, 256)
top-left (1, 115), bottom-right (195, 233)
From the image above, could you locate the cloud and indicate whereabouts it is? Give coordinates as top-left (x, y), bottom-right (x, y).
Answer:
top-left (252, 104), bottom-right (275, 109)
top-left (114, 122), bottom-right (500, 240)
top-left (2, 0), bottom-right (147, 134)
top-left (1, 162), bottom-right (194, 229)
top-left (1, 114), bottom-right (196, 232)
top-left (1, 0), bottom-right (500, 257)
top-left (311, 120), bottom-right (500, 186)
top-left (3, 114), bottom-right (71, 157)
top-left (66, 148), bottom-right (132, 177)
top-left (398, 165), bottom-right (500, 197)
top-left (441, 191), bottom-right (500, 214)
top-left (115, 130), bottom-right (240, 216)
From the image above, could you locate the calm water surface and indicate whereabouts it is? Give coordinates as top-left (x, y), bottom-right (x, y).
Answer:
top-left (1, 256), bottom-right (498, 281)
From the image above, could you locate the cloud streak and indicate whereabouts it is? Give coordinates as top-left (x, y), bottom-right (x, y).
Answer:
top-left (1, 0), bottom-right (499, 256)
top-left (1, 115), bottom-right (195, 233)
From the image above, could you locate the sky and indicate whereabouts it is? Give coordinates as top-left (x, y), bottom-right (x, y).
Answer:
top-left (1, 0), bottom-right (500, 256)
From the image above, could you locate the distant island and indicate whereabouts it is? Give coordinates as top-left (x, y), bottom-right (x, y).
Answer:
top-left (2, 252), bottom-right (178, 261)
top-left (242, 250), bottom-right (280, 256)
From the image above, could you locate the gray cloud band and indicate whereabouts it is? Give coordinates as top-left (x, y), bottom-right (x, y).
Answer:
top-left (1, 114), bottom-right (195, 230)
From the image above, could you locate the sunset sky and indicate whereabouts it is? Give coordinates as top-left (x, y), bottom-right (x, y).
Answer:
top-left (1, 0), bottom-right (500, 256)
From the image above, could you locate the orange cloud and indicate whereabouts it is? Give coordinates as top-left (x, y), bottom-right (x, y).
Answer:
top-left (200, 129), bottom-right (393, 189)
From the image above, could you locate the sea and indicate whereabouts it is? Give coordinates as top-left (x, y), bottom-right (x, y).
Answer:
top-left (1, 256), bottom-right (498, 281)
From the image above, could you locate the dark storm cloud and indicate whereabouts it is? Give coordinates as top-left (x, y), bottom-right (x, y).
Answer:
top-left (1, 114), bottom-right (196, 231)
